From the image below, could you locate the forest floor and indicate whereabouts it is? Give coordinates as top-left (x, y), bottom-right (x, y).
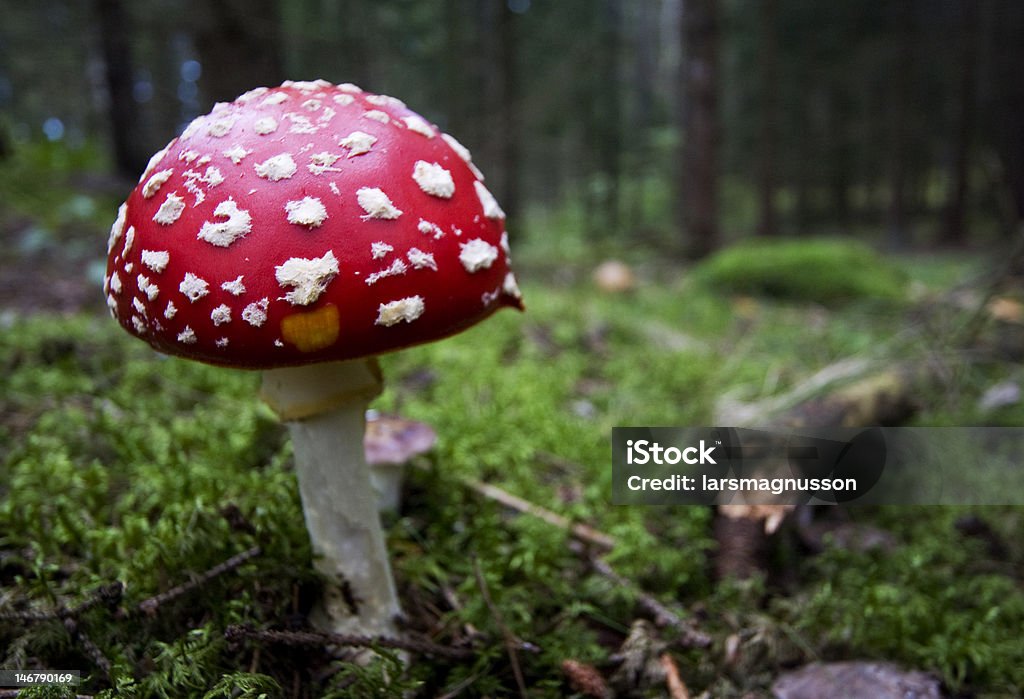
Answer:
top-left (2, 155), bottom-right (1024, 698)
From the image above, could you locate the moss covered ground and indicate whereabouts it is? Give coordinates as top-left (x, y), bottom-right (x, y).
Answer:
top-left (2, 153), bottom-right (1024, 696)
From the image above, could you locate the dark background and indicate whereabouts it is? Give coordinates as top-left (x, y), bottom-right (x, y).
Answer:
top-left (3, 0), bottom-right (1023, 256)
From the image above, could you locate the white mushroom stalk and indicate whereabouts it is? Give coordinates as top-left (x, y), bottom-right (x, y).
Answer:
top-left (261, 358), bottom-right (401, 636)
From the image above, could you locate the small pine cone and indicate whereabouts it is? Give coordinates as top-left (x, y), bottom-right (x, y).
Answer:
top-left (562, 659), bottom-right (610, 698)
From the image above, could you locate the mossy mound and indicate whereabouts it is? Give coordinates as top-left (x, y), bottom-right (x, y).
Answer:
top-left (693, 238), bottom-right (907, 303)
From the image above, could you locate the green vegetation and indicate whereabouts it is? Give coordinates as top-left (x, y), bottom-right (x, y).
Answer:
top-left (2, 236), bottom-right (1023, 696)
top-left (0, 139), bottom-right (115, 233)
top-left (692, 238), bottom-right (908, 303)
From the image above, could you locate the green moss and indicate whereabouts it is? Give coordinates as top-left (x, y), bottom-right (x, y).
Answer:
top-left (788, 507), bottom-right (1024, 693)
top-left (1, 245), bottom-right (1022, 696)
top-left (692, 238), bottom-right (907, 303)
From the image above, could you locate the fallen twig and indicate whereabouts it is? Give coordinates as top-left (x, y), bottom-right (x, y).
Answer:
top-left (0, 582), bottom-right (122, 684)
top-left (583, 549), bottom-right (711, 649)
top-left (0, 546), bottom-right (262, 686)
top-left (70, 582), bottom-right (124, 618)
top-left (453, 475), bottom-right (711, 651)
top-left (137, 545), bottom-right (261, 616)
top-left (473, 558), bottom-right (530, 698)
top-left (463, 477), bottom-right (615, 550)
top-left (436, 671), bottom-right (484, 699)
top-left (63, 618), bottom-right (111, 678)
top-left (660, 653), bottom-right (691, 699)
top-left (441, 584), bottom-right (483, 641)
top-left (223, 624), bottom-right (474, 660)
top-left (0, 582), bottom-right (123, 623)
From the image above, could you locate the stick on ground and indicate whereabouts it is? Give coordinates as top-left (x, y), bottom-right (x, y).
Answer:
top-left (137, 545), bottom-right (262, 616)
top-left (464, 477), bottom-right (616, 550)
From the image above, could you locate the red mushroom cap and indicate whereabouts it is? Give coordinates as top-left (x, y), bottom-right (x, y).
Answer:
top-left (104, 80), bottom-right (523, 369)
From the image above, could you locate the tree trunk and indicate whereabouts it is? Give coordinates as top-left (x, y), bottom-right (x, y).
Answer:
top-left (443, 0), bottom-right (469, 138)
top-left (885, 2), bottom-right (914, 248)
top-left (940, 0), bottom-right (981, 246)
top-left (0, 120), bottom-right (10, 161)
top-left (792, 73), bottom-right (813, 236)
top-left (990, 0), bottom-right (1024, 228)
top-left (756, 0), bottom-right (779, 237)
top-left (188, 0), bottom-right (284, 106)
top-left (680, 0), bottom-right (720, 258)
top-left (628, 0), bottom-right (658, 228)
top-left (829, 89), bottom-right (852, 236)
top-left (338, 0), bottom-right (373, 89)
top-left (593, 0), bottom-right (623, 236)
top-left (93, 0), bottom-right (147, 178)
top-left (495, 1), bottom-right (521, 224)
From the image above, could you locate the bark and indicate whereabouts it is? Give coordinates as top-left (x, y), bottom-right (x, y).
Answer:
top-left (443, 0), bottom-right (469, 139)
top-left (991, 1), bottom-right (1024, 226)
top-left (756, 0), bottom-right (779, 237)
top-left (793, 78), bottom-right (813, 235)
top-left (628, 0), bottom-right (658, 227)
top-left (337, 0), bottom-right (373, 89)
top-left (495, 1), bottom-right (521, 224)
top-left (593, 0), bottom-right (623, 235)
top-left (714, 512), bottom-right (769, 580)
top-left (940, 0), bottom-right (981, 245)
top-left (680, 0), bottom-right (721, 258)
top-left (887, 4), bottom-right (911, 244)
top-left (0, 121), bottom-right (10, 161)
top-left (831, 97), bottom-right (852, 236)
top-left (93, 0), bottom-right (147, 178)
top-left (471, 1), bottom-right (517, 222)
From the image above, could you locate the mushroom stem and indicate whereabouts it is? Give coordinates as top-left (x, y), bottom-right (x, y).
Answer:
top-left (261, 358), bottom-right (401, 637)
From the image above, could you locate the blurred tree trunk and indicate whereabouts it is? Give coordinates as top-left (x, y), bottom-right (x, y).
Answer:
top-left (756, 0), bottom-right (779, 237)
top-left (1004, 100), bottom-right (1024, 227)
top-left (93, 0), bottom-right (147, 178)
top-left (338, 0), bottom-right (373, 88)
top-left (828, 87), bottom-right (852, 235)
top-left (495, 1), bottom-right (521, 224)
top-left (472, 1), bottom-right (520, 224)
top-left (792, 68), bottom-right (813, 236)
top-left (988, 0), bottom-right (1024, 232)
top-left (188, 0), bottom-right (284, 105)
top-left (680, 0), bottom-right (720, 258)
top-left (627, 0), bottom-right (658, 228)
top-left (0, 119), bottom-right (11, 161)
top-left (593, 0), bottom-right (622, 235)
top-left (886, 5), bottom-right (913, 248)
top-left (443, 0), bottom-right (470, 138)
top-left (940, 0), bottom-right (981, 246)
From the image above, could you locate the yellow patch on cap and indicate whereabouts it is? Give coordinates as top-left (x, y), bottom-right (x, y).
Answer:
top-left (281, 304), bottom-right (340, 352)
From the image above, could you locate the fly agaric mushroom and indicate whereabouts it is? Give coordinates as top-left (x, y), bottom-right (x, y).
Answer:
top-left (103, 79), bottom-right (523, 637)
